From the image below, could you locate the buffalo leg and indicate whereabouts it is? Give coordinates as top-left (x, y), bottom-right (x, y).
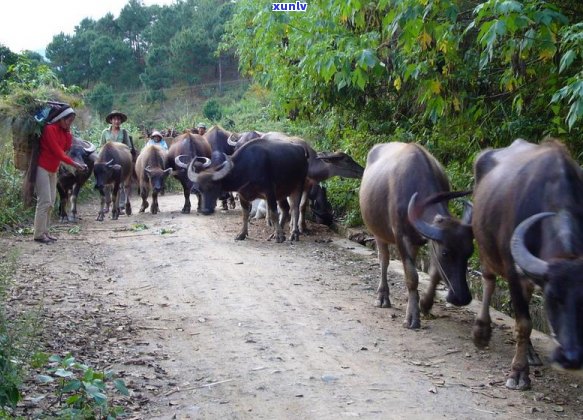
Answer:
top-left (472, 270), bottom-right (496, 349)
top-left (235, 198), bottom-right (251, 240)
top-left (420, 263), bottom-right (440, 316)
top-left (182, 182), bottom-right (191, 213)
top-left (140, 186), bottom-right (150, 213)
top-left (70, 182), bottom-right (81, 222)
top-left (57, 184), bottom-right (68, 223)
top-left (124, 183), bottom-right (132, 216)
top-left (375, 239), bottom-right (392, 309)
top-left (298, 187), bottom-right (309, 233)
top-left (151, 191), bottom-right (159, 214)
top-left (506, 272), bottom-right (533, 390)
top-left (267, 194), bottom-right (285, 243)
top-left (397, 239), bottom-right (420, 329)
top-left (278, 199), bottom-right (291, 229)
top-left (96, 189), bottom-right (107, 221)
top-left (287, 189), bottom-right (302, 241)
top-left (111, 183), bottom-right (120, 220)
top-left (228, 193), bottom-right (236, 209)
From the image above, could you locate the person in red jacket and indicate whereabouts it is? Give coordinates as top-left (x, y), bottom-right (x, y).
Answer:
top-left (33, 104), bottom-right (87, 244)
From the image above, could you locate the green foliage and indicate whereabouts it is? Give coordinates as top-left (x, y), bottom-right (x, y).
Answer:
top-left (203, 99), bottom-right (223, 121)
top-left (0, 255), bottom-right (39, 413)
top-left (225, 0), bottom-right (583, 159)
top-left (87, 82), bottom-right (115, 119)
top-left (37, 354), bottom-right (129, 418)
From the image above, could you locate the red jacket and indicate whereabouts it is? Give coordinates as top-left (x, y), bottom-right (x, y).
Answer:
top-left (37, 123), bottom-right (75, 173)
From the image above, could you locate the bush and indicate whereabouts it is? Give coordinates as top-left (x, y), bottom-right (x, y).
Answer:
top-left (202, 99), bottom-right (223, 122)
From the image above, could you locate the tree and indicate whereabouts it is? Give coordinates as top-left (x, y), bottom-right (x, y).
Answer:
top-left (87, 82), bottom-right (115, 118)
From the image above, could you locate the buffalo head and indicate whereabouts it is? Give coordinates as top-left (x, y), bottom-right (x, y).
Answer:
top-left (145, 165), bottom-right (172, 194)
top-left (408, 190), bottom-right (474, 306)
top-left (187, 154), bottom-right (234, 215)
top-left (511, 212), bottom-right (583, 372)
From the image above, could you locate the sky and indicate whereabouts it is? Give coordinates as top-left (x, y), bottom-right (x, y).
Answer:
top-left (1, 0), bottom-right (177, 55)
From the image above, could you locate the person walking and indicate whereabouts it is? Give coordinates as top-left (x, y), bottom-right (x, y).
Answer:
top-left (100, 110), bottom-right (134, 214)
top-left (33, 104), bottom-right (87, 244)
top-left (146, 130), bottom-right (168, 150)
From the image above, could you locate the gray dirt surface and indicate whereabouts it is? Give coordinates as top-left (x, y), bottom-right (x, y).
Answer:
top-left (2, 193), bottom-right (582, 419)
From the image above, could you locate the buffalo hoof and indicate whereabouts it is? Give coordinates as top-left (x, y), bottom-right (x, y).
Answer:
top-left (472, 319), bottom-right (492, 349)
top-left (181, 207), bottom-right (191, 214)
top-left (125, 205), bottom-right (132, 216)
top-left (151, 205), bottom-right (159, 214)
top-left (139, 208), bottom-right (146, 213)
top-left (403, 317), bottom-right (421, 329)
top-left (506, 370), bottom-right (531, 390)
top-left (59, 216), bottom-right (67, 223)
top-left (375, 295), bottom-right (392, 308)
top-left (419, 296), bottom-right (434, 315)
top-left (96, 213), bottom-right (105, 222)
top-left (275, 233), bottom-right (286, 243)
top-left (235, 232), bottom-right (247, 241)
top-left (289, 231), bottom-right (300, 241)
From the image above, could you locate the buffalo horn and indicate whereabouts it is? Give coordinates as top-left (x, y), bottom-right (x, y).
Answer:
top-left (408, 192), bottom-right (444, 242)
top-left (82, 141), bottom-right (96, 153)
top-left (211, 157), bottom-right (234, 181)
top-left (227, 133), bottom-right (241, 147)
top-left (186, 157), bottom-right (211, 183)
top-left (145, 165), bottom-right (151, 175)
top-left (105, 159), bottom-right (114, 167)
top-left (174, 155), bottom-right (189, 169)
top-left (510, 212), bottom-right (554, 280)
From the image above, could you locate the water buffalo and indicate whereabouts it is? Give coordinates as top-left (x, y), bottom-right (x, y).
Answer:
top-left (187, 138), bottom-right (309, 243)
top-left (135, 144), bottom-right (171, 214)
top-left (165, 132), bottom-right (212, 213)
top-left (93, 142), bottom-right (134, 221)
top-left (57, 138), bottom-right (96, 222)
top-left (359, 142), bottom-right (473, 329)
top-left (472, 138), bottom-right (583, 390)
top-left (232, 131), bottom-right (364, 231)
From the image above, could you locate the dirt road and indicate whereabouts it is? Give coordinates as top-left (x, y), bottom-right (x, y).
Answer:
top-left (3, 193), bottom-right (582, 419)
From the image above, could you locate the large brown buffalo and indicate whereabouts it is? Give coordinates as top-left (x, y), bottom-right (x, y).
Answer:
top-left (135, 145), bottom-right (171, 214)
top-left (472, 138), bottom-right (583, 390)
top-left (93, 142), bottom-right (134, 221)
top-left (165, 132), bottom-right (212, 213)
top-left (359, 142), bottom-right (473, 329)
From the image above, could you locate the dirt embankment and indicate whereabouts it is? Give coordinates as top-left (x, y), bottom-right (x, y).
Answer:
top-left (3, 193), bottom-right (582, 419)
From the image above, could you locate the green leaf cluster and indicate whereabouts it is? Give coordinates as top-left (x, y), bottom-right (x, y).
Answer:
top-left (38, 353), bottom-right (129, 419)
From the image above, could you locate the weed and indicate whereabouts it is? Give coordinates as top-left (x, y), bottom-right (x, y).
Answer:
top-left (36, 353), bottom-right (129, 418)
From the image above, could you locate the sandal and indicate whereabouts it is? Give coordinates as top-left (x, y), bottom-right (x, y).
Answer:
top-left (34, 234), bottom-right (52, 244)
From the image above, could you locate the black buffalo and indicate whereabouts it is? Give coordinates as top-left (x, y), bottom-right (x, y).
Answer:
top-left (57, 138), bottom-right (96, 222)
top-left (359, 142), bottom-right (473, 329)
top-left (472, 138), bottom-right (583, 390)
top-left (165, 132), bottom-right (212, 213)
top-left (93, 142), bottom-right (134, 221)
top-left (233, 131), bottom-right (364, 231)
top-left (187, 138), bottom-right (309, 243)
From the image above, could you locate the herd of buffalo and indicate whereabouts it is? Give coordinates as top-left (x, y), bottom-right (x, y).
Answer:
top-left (57, 127), bottom-right (582, 391)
